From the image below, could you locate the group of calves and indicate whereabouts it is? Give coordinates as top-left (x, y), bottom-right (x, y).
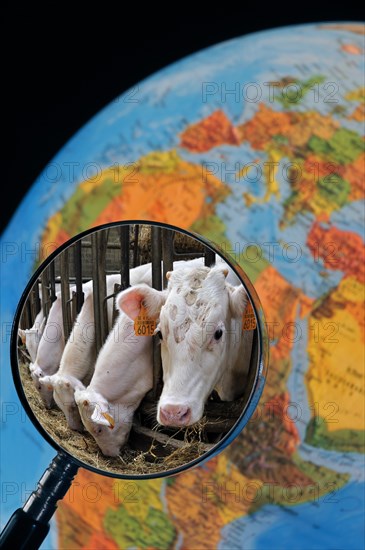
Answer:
top-left (19, 257), bottom-right (250, 457)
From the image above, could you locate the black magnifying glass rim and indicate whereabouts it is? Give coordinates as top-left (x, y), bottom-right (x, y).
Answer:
top-left (11, 219), bottom-right (269, 480)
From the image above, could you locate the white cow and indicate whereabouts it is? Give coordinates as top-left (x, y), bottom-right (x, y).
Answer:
top-left (119, 265), bottom-right (249, 427)
top-left (75, 290), bottom-right (153, 456)
top-left (38, 266), bottom-right (153, 430)
top-left (39, 278), bottom-right (110, 430)
top-left (18, 309), bottom-right (46, 363)
top-left (28, 293), bottom-right (65, 408)
top-left (18, 282), bottom-right (65, 362)
top-left (23, 282), bottom-right (78, 407)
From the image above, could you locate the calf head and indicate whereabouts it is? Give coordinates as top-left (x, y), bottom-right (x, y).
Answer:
top-left (19, 318), bottom-right (45, 362)
top-left (29, 362), bottom-right (55, 409)
top-left (119, 267), bottom-right (248, 427)
top-left (39, 374), bottom-right (85, 431)
top-left (75, 388), bottom-right (134, 457)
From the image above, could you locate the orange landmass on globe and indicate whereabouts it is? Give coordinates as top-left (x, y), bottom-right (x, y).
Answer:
top-left (180, 110), bottom-right (240, 152)
top-left (341, 43), bottom-right (363, 55)
top-left (307, 284), bottom-right (365, 432)
top-left (226, 266), bottom-right (316, 488)
top-left (320, 23), bottom-right (365, 35)
top-left (263, 392), bottom-right (301, 454)
top-left (41, 212), bottom-right (70, 260)
top-left (237, 104), bottom-right (292, 150)
top-left (180, 104), bottom-right (362, 225)
top-left (348, 103), bottom-right (365, 122)
top-left (282, 153), bottom-right (361, 224)
top-left (305, 224), bottom-right (365, 434)
top-left (41, 151), bottom-right (230, 253)
top-left (237, 105), bottom-right (338, 151)
top-left (93, 157), bottom-right (227, 226)
top-left (330, 276), bottom-right (365, 342)
top-left (57, 500), bottom-right (94, 549)
top-left (307, 222), bottom-right (365, 283)
top-left (82, 532), bottom-right (119, 550)
top-left (57, 470), bottom-right (169, 549)
top-left (254, 265), bottom-right (313, 368)
top-left (343, 152), bottom-right (365, 201)
top-left (166, 454), bottom-right (261, 549)
top-left (58, 468), bottom-right (118, 540)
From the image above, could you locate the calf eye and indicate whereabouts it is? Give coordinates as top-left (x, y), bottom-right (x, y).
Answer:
top-left (214, 328), bottom-right (223, 341)
top-left (156, 330), bottom-right (163, 340)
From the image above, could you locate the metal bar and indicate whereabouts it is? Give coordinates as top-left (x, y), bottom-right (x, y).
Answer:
top-left (53, 276), bottom-right (92, 283)
top-left (112, 283), bottom-right (121, 324)
top-left (33, 282), bottom-right (41, 314)
top-left (133, 224), bottom-right (140, 267)
top-left (68, 241), bottom-right (126, 250)
top-left (60, 249), bottom-right (72, 342)
top-left (151, 226), bottom-right (162, 290)
top-left (49, 262), bottom-right (56, 302)
top-left (162, 229), bottom-right (174, 289)
top-left (120, 226), bottom-right (130, 290)
top-left (151, 226), bottom-right (162, 399)
top-left (24, 299), bottom-right (32, 329)
top-left (171, 250), bottom-right (203, 259)
top-left (41, 269), bottom-right (50, 319)
top-left (73, 240), bottom-right (84, 313)
top-left (91, 231), bottom-right (108, 353)
top-left (91, 232), bottom-right (102, 353)
top-left (204, 247), bottom-right (216, 267)
top-left (29, 288), bottom-right (37, 325)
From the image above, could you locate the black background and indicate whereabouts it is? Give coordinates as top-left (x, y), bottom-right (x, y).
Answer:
top-left (6, 4), bottom-right (363, 233)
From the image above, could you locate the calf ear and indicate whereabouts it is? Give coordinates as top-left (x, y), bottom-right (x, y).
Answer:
top-left (91, 407), bottom-right (115, 429)
top-left (29, 363), bottom-right (44, 378)
top-left (74, 389), bottom-right (93, 411)
top-left (117, 284), bottom-right (166, 320)
top-left (18, 328), bottom-right (26, 344)
top-left (228, 285), bottom-right (248, 318)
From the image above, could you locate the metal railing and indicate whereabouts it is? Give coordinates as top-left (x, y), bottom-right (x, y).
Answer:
top-left (20, 225), bottom-right (217, 397)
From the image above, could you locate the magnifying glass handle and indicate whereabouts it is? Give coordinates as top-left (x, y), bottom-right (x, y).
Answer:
top-left (0, 452), bottom-right (78, 550)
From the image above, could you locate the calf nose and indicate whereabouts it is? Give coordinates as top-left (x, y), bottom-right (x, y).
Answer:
top-left (159, 404), bottom-right (191, 426)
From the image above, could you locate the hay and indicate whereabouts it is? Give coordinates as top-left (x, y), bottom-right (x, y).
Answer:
top-left (19, 361), bottom-right (213, 476)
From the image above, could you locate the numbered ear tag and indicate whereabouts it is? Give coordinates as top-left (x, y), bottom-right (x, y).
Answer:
top-left (242, 301), bottom-right (256, 331)
top-left (134, 305), bottom-right (157, 336)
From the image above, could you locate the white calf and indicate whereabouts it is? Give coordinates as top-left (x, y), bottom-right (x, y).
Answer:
top-left (28, 294), bottom-right (65, 408)
top-left (119, 265), bottom-right (249, 427)
top-left (18, 309), bottom-right (46, 363)
top-left (18, 282), bottom-right (65, 362)
top-left (39, 279), bottom-right (100, 430)
top-left (75, 290), bottom-right (153, 457)
top-left (39, 271), bottom-right (146, 430)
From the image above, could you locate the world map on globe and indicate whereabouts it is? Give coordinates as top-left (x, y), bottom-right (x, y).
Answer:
top-left (1, 22), bottom-right (364, 549)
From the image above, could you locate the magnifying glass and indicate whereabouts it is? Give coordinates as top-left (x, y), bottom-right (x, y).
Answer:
top-left (0, 221), bottom-right (268, 550)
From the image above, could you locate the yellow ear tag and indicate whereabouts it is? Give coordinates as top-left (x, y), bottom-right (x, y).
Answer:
top-left (134, 304), bottom-right (156, 336)
top-left (102, 412), bottom-right (115, 429)
top-left (242, 301), bottom-right (257, 331)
